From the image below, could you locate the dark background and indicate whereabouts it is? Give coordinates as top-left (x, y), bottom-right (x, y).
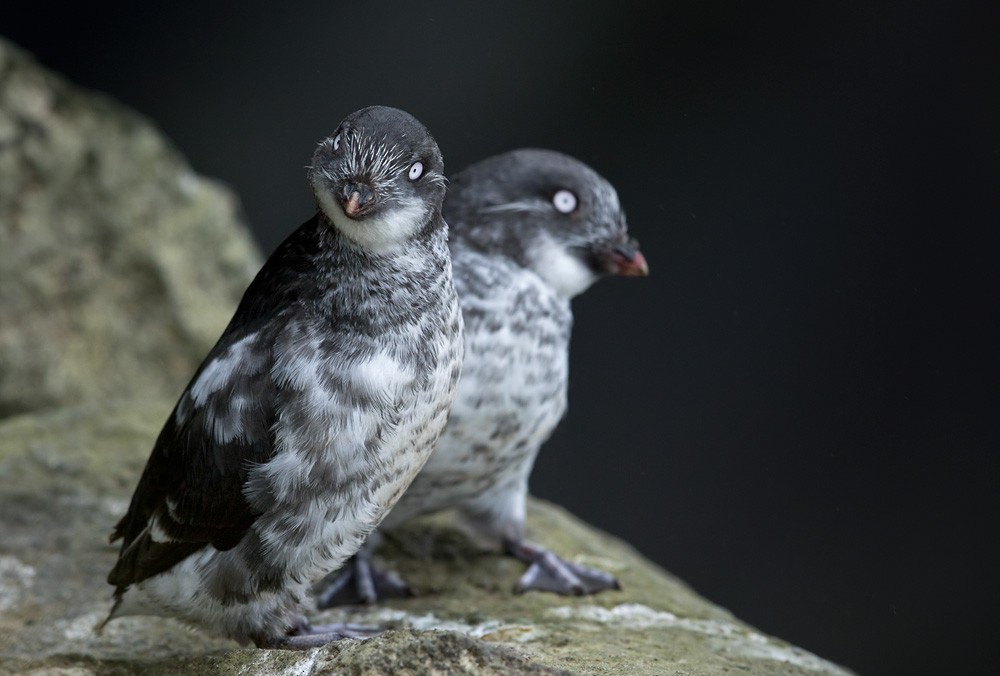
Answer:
top-left (5, 2), bottom-right (997, 673)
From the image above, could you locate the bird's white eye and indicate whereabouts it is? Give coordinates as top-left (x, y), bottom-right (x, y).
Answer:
top-left (408, 161), bottom-right (424, 181)
top-left (553, 189), bottom-right (578, 213)
top-left (333, 134), bottom-right (341, 151)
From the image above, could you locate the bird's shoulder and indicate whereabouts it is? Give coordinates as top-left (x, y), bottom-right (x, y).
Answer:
top-left (452, 242), bottom-right (571, 333)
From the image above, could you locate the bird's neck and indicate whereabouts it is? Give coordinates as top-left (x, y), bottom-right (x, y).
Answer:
top-left (313, 216), bottom-right (453, 331)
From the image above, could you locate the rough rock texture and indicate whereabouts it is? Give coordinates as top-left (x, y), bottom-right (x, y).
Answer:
top-left (0, 38), bottom-right (262, 418)
top-left (0, 402), bottom-right (851, 675)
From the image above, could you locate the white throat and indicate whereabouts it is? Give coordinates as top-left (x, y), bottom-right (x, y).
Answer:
top-left (531, 235), bottom-right (597, 298)
top-left (317, 191), bottom-right (428, 254)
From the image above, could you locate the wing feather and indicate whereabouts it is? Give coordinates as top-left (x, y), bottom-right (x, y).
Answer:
top-left (108, 215), bottom-right (327, 590)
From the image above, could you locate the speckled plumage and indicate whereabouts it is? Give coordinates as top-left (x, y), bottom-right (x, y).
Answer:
top-left (380, 237), bottom-right (573, 536)
top-left (103, 106), bottom-right (463, 648)
top-left (317, 149), bottom-right (646, 606)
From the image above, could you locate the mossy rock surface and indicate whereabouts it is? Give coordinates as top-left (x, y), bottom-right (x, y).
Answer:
top-left (0, 38), bottom-right (262, 418)
top-left (0, 402), bottom-right (851, 675)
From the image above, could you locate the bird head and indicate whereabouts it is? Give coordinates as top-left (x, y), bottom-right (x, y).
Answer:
top-left (444, 148), bottom-right (648, 298)
top-left (309, 106), bottom-right (447, 252)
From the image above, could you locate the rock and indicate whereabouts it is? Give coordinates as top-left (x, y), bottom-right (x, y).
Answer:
top-left (0, 402), bottom-right (852, 675)
top-left (0, 39), bottom-right (262, 418)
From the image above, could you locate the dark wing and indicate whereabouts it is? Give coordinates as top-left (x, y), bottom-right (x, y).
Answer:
top-left (108, 215), bottom-right (326, 589)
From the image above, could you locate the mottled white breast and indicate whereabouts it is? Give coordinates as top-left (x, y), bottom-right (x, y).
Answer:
top-left (249, 303), bottom-right (462, 585)
top-left (385, 247), bottom-right (571, 530)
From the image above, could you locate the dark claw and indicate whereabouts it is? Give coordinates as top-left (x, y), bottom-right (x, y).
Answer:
top-left (315, 552), bottom-right (413, 609)
top-left (504, 538), bottom-right (621, 596)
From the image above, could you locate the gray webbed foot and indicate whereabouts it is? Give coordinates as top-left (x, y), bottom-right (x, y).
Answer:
top-left (314, 551), bottom-right (413, 609)
top-left (258, 621), bottom-right (381, 650)
top-left (504, 538), bottom-right (621, 596)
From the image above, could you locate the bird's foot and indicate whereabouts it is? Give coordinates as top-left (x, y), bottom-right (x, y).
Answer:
top-left (504, 538), bottom-right (621, 595)
top-left (262, 621), bottom-right (382, 650)
top-left (314, 551), bottom-right (413, 609)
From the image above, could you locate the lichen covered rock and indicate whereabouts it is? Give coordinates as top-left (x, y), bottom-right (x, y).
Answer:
top-left (0, 39), bottom-right (262, 418)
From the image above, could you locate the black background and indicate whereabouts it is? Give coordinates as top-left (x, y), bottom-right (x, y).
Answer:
top-left (5, 2), bottom-right (997, 673)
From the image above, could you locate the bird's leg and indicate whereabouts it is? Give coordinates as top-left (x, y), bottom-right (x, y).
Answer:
top-left (258, 620), bottom-right (382, 650)
top-left (314, 546), bottom-right (412, 609)
top-left (503, 538), bottom-right (621, 596)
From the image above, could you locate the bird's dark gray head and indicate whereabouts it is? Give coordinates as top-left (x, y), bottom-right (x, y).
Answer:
top-left (445, 148), bottom-right (648, 297)
top-left (310, 106), bottom-right (447, 252)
